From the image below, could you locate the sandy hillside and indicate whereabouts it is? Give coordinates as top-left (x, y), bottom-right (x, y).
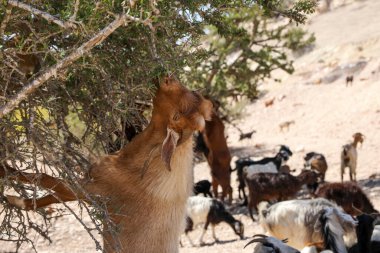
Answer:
top-left (1, 1), bottom-right (380, 252)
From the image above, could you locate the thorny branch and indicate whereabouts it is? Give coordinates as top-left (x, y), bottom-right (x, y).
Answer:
top-left (7, 0), bottom-right (77, 29)
top-left (0, 13), bottom-right (144, 119)
top-left (0, 4), bottom-right (13, 37)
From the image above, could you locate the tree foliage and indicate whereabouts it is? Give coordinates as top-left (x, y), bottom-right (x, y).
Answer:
top-left (0, 0), bottom-right (316, 251)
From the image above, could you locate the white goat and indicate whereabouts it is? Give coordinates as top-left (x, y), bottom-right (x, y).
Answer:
top-left (340, 132), bottom-right (364, 182)
top-left (258, 199), bottom-right (358, 252)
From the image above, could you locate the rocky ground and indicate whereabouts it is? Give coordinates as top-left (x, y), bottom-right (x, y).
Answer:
top-left (1, 0), bottom-right (380, 252)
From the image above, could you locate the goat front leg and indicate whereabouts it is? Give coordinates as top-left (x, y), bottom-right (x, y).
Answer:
top-left (340, 165), bottom-right (345, 182)
top-left (238, 185), bottom-right (242, 200)
top-left (197, 221), bottom-right (210, 246)
top-left (248, 198), bottom-right (256, 221)
top-left (185, 233), bottom-right (195, 247)
top-left (240, 187), bottom-right (248, 206)
top-left (211, 225), bottom-right (219, 243)
top-left (349, 166), bottom-right (357, 182)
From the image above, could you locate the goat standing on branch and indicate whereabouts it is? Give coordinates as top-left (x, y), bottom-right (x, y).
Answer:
top-left (340, 132), bottom-right (364, 182)
top-left (1, 76), bottom-right (213, 253)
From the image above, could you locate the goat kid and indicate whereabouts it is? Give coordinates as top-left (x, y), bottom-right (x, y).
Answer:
top-left (184, 196), bottom-right (244, 246)
top-left (2, 76), bottom-right (213, 253)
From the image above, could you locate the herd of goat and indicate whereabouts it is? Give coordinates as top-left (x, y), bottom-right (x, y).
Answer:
top-left (188, 109), bottom-right (379, 253)
top-left (0, 76), bottom-right (378, 253)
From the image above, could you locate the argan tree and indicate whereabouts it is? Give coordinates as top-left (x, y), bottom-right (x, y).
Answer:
top-left (0, 0), bottom-right (317, 251)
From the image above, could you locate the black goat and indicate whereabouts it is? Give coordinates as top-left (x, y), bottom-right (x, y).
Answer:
top-left (193, 180), bottom-right (213, 197)
top-left (348, 213), bottom-right (380, 253)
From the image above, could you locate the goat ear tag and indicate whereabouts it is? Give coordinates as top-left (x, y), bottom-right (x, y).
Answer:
top-left (161, 128), bottom-right (179, 171)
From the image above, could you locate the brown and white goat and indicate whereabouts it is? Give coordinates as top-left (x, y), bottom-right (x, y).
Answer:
top-left (245, 170), bottom-right (320, 221)
top-left (201, 111), bottom-right (233, 203)
top-left (1, 76), bottom-right (213, 253)
top-left (304, 152), bottom-right (328, 182)
top-left (341, 132), bottom-right (364, 182)
top-left (315, 182), bottom-right (379, 216)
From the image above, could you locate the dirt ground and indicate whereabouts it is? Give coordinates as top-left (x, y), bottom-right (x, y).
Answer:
top-left (1, 0), bottom-right (380, 252)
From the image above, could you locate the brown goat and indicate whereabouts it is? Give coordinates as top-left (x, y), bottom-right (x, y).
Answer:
top-left (304, 152), bottom-right (328, 182)
top-left (201, 111), bottom-right (233, 203)
top-left (315, 182), bottom-right (378, 216)
top-left (1, 76), bottom-right (213, 253)
top-left (264, 97), bottom-right (275, 107)
top-left (245, 170), bottom-right (320, 221)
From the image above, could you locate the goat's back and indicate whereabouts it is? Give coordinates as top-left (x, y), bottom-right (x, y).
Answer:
top-left (315, 182), bottom-right (378, 215)
top-left (246, 173), bottom-right (298, 193)
top-left (259, 198), bottom-right (337, 250)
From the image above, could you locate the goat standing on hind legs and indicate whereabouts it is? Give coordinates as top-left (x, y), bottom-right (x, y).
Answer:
top-left (201, 111), bottom-right (233, 204)
top-left (340, 132), bottom-right (364, 182)
top-left (1, 76), bottom-right (213, 253)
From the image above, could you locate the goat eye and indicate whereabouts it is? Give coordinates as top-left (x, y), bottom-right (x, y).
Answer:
top-left (173, 113), bottom-right (181, 121)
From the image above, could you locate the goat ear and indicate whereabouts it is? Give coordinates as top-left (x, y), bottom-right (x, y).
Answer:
top-left (200, 99), bottom-right (213, 121)
top-left (161, 128), bottom-right (179, 171)
top-left (370, 213), bottom-right (380, 225)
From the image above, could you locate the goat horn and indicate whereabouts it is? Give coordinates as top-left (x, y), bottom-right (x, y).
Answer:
top-left (370, 213), bottom-right (380, 225)
top-left (194, 88), bottom-right (206, 93)
top-left (252, 234), bottom-right (268, 238)
top-left (244, 238), bottom-right (267, 248)
top-left (351, 204), bottom-right (364, 215)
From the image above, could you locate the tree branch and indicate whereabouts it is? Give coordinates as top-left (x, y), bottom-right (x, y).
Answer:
top-left (0, 14), bottom-right (129, 118)
top-left (69, 0), bottom-right (80, 22)
top-left (0, 4), bottom-right (13, 37)
top-left (8, 0), bottom-right (77, 29)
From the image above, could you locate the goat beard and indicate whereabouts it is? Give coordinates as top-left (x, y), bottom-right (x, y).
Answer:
top-left (161, 128), bottom-right (180, 171)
